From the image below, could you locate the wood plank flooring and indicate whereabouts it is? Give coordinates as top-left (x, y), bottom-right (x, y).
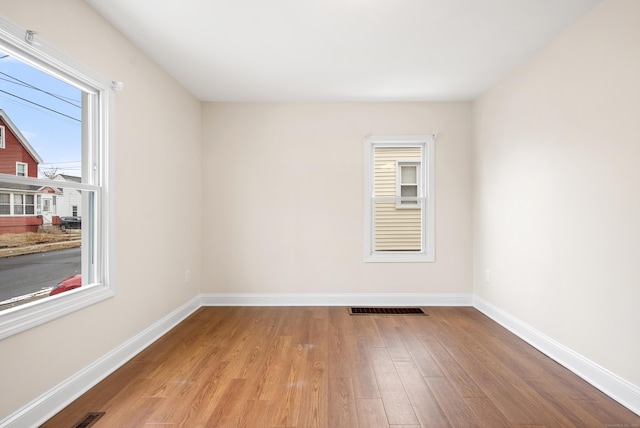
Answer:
top-left (41, 307), bottom-right (640, 427)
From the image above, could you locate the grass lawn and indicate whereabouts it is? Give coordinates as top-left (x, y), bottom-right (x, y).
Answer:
top-left (0, 231), bottom-right (80, 249)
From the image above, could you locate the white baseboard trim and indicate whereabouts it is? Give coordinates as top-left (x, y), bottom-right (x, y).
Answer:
top-left (200, 292), bottom-right (473, 307)
top-left (0, 296), bottom-right (201, 428)
top-left (474, 296), bottom-right (640, 417)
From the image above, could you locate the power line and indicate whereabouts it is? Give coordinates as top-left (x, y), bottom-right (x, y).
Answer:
top-left (0, 92), bottom-right (49, 115)
top-left (40, 161), bottom-right (82, 165)
top-left (0, 76), bottom-right (32, 88)
top-left (0, 71), bottom-right (81, 108)
top-left (0, 53), bottom-right (82, 123)
top-left (0, 89), bottom-right (80, 122)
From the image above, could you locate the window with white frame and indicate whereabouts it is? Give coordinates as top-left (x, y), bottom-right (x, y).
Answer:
top-left (0, 193), bottom-right (9, 214)
top-left (396, 161), bottom-right (420, 209)
top-left (0, 17), bottom-right (115, 339)
top-left (13, 193), bottom-right (24, 214)
top-left (0, 125), bottom-right (5, 148)
top-left (16, 162), bottom-right (27, 176)
top-left (364, 135), bottom-right (435, 262)
top-left (10, 193), bottom-right (35, 215)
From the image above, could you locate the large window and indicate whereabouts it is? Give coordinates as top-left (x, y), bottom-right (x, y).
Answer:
top-left (364, 135), bottom-right (435, 262)
top-left (0, 17), bottom-right (115, 339)
top-left (9, 193), bottom-right (35, 215)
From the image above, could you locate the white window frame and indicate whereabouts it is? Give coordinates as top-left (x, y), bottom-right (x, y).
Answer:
top-left (6, 192), bottom-right (36, 216)
top-left (0, 125), bottom-right (5, 148)
top-left (364, 134), bottom-right (435, 263)
top-left (13, 193), bottom-right (24, 214)
top-left (396, 160), bottom-right (421, 209)
top-left (24, 193), bottom-right (35, 215)
top-left (16, 161), bottom-right (27, 177)
top-left (0, 192), bottom-right (9, 215)
top-left (0, 17), bottom-right (116, 340)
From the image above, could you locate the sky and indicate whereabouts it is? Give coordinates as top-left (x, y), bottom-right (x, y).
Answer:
top-left (0, 50), bottom-right (82, 178)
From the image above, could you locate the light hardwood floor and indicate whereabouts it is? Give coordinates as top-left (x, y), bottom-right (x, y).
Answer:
top-left (42, 306), bottom-right (640, 427)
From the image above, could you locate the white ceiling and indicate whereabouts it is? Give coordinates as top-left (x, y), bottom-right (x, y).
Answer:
top-left (86, 0), bottom-right (602, 102)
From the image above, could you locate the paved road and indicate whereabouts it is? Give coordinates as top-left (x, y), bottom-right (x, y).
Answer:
top-left (0, 248), bottom-right (81, 302)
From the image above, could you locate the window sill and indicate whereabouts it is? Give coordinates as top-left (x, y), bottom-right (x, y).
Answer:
top-left (0, 284), bottom-right (114, 340)
top-left (365, 252), bottom-right (435, 263)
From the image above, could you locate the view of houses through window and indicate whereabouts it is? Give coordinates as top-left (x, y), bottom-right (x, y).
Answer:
top-left (0, 48), bottom-right (85, 310)
top-left (373, 146), bottom-right (424, 251)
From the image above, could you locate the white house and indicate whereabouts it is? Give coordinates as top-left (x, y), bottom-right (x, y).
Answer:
top-left (52, 174), bottom-right (81, 218)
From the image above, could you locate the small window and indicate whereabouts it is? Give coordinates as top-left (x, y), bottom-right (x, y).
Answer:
top-left (0, 125), bottom-right (5, 148)
top-left (25, 194), bottom-right (35, 215)
top-left (0, 193), bottom-right (9, 215)
top-left (13, 194), bottom-right (24, 214)
top-left (396, 161), bottom-right (420, 209)
top-left (72, 205), bottom-right (78, 216)
top-left (16, 162), bottom-right (27, 177)
top-left (364, 135), bottom-right (435, 262)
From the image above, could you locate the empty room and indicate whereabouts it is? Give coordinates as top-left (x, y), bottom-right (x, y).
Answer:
top-left (0, 0), bottom-right (638, 427)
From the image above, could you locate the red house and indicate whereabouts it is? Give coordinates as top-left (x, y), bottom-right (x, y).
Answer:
top-left (0, 109), bottom-right (46, 234)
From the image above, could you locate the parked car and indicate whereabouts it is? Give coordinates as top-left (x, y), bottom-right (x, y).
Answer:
top-left (49, 274), bottom-right (82, 296)
top-left (59, 216), bottom-right (81, 230)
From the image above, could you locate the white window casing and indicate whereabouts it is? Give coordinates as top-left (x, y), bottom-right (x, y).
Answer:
top-left (0, 192), bottom-right (9, 214)
top-left (364, 134), bottom-right (435, 263)
top-left (0, 16), bottom-right (117, 339)
top-left (16, 162), bottom-right (27, 177)
top-left (396, 160), bottom-right (421, 209)
top-left (0, 125), bottom-right (5, 148)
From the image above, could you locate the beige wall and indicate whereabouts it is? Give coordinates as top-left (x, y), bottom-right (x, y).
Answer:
top-left (0, 0), bottom-right (202, 419)
top-left (473, 0), bottom-right (640, 387)
top-left (202, 102), bottom-right (473, 294)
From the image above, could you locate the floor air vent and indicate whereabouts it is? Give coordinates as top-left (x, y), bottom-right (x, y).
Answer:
top-left (73, 412), bottom-right (105, 428)
top-left (349, 307), bottom-right (426, 315)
